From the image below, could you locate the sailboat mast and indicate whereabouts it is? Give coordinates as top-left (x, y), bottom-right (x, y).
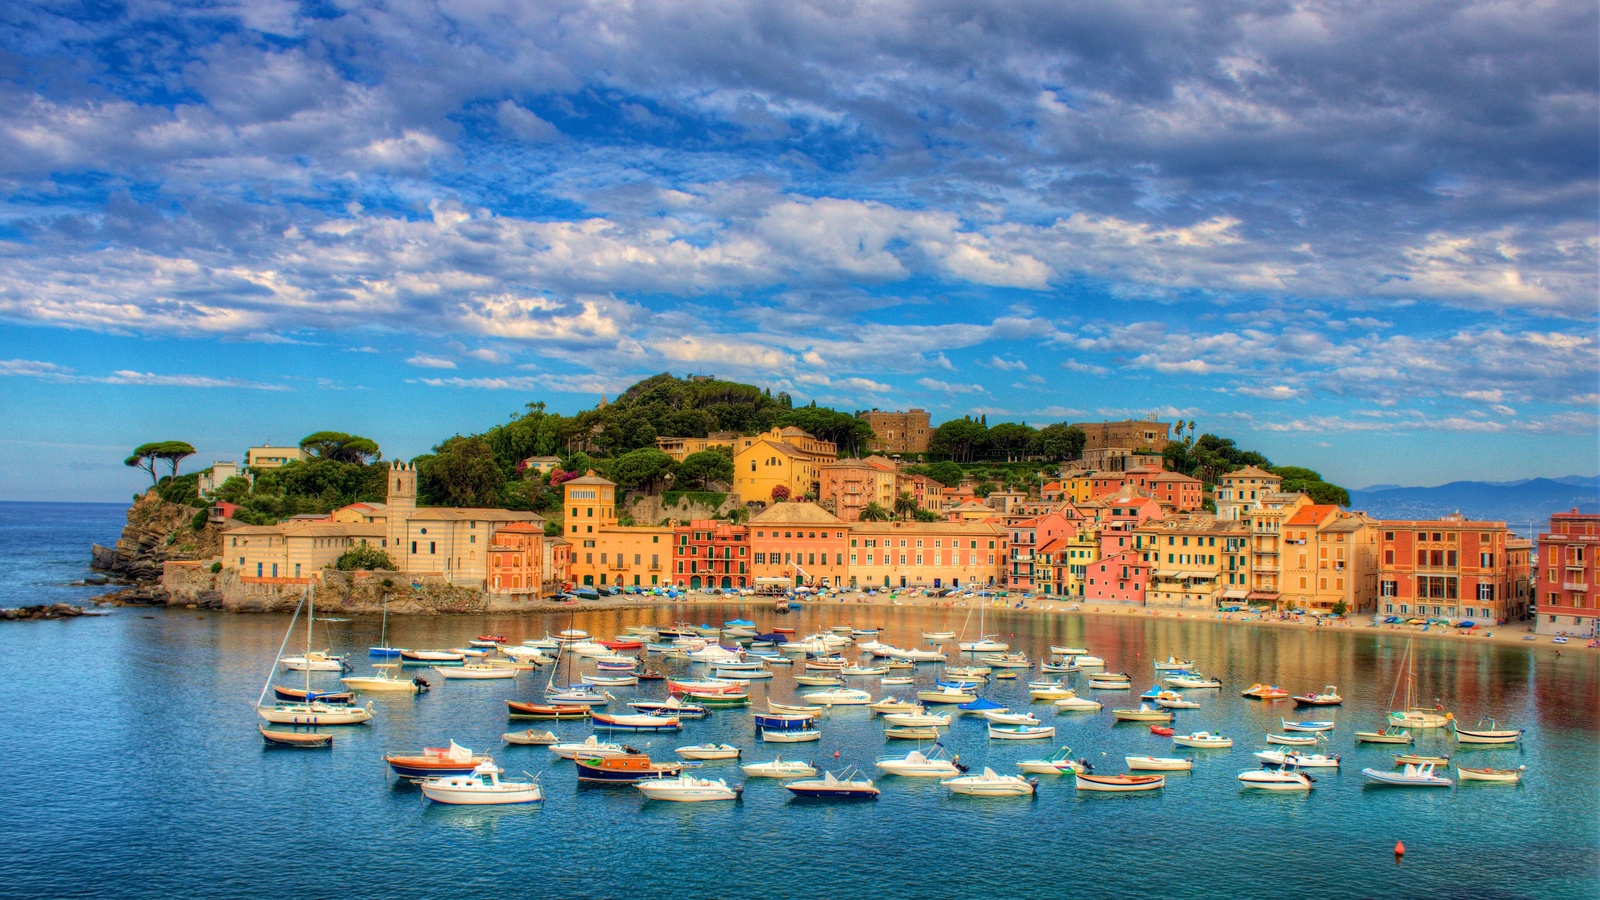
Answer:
top-left (255, 589), bottom-right (304, 709)
top-left (306, 585), bottom-right (315, 693)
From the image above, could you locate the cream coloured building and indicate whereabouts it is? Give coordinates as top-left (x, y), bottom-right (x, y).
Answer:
top-left (225, 521), bottom-right (386, 582)
top-left (847, 521), bottom-right (1007, 589)
top-left (246, 444), bottom-right (306, 469)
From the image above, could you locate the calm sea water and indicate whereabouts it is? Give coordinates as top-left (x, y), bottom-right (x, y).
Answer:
top-left (1, 502), bottom-right (1596, 899)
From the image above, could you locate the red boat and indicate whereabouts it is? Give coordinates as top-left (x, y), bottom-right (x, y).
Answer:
top-left (476, 634), bottom-right (507, 643)
top-left (773, 627), bottom-right (796, 634)
top-left (1149, 725), bottom-right (1174, 736)
top-left (506, 700), bottom-right (592, 719)
top-left (599, 639), bottom-right (643, 650)
top-left (384, 743), bottom-right (489, 778)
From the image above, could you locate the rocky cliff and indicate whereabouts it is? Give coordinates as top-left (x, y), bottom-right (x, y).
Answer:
top-left (91, 490), bottom-right (222, 604)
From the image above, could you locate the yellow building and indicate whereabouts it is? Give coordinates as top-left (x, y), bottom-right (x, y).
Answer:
top-left (1238, 491), bottom-right (1312, 605)
top-left (377, 462), bottom-right (544, 587)
top-left (1215, 465), bottom-right (1283, 521)
top-left (1059, 526), bottom-right (1103, 598)
top-left (1279, 505), bottom-right (1379, 612)
top-left (846, 521), bottom-right (1007, 589)
top-left (245, 444), bottom-right (305, 469)
top-left (1133, 515), bottom-right (1253, 609)
top-left (563, 472), bottom-right (673, 587)
top-left (224, 521), bottom-right (386, 582)
top-left (732, 427), bottom-right (836, 504)
top-left (333, 501), bottom-right (387, 525)
top-left (1064, 474), bottom-right (1098, 504)
top-left (654, 432), bottom-right (738, 462)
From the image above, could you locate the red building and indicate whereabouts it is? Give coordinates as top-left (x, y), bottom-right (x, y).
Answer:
top-left (1376, 515), bottom-right (1531, 623)
top-left (1536, 508), bottom-right (1599, 637)
top-left (1007, 511), bottom-right (1074, 592)
top-left (1084, 550), bottom-right (1149, 604)
top-left (672, 519), bottom-right (750, 589)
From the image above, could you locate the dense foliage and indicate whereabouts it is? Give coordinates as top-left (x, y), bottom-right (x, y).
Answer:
top-left (299, 431), bottom-right (382, 464)
top-left (335, 544), bottom-right (395, 570)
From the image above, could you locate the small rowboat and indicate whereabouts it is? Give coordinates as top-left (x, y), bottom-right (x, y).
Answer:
top-left (436, 665), bottom-right (518, 680)
top-left (1254, 750), bottom-right (1340, 768)
top-left (675, 743), bottom-right (741, 760)
top-left (884, 725), bottom-right (941, 740)
top-left (1172, 731), bottom-right (1232, 749)
top-left (598, 639), bottom-right (643, 650)
top-left (1292, 685), bottom-right (1343, 707)
top-left (473, 634), bottom-right (508, 645)
top-left (1394, 752), bottom-right (1451, 766)
top-left (1265, 733), bottom-right (1320, 746)
top-left (1456, 764), bottom-right (1525, 783)
top-left (574, 754), bottom-right (685, 784)
top-left (1075, 773), bottom-right (1165, 792)
top-left (1149, 725), bottom-right (1175, 737)
top-left (982, 710), bottom-right (1042, 726)
top-left (259, 725), bottom-right (332, 748)
top-left (401, 649), bottom-right (465, 664)
top-left (1241, 683), bottom-right (1289, 700)
top-left (1125, 756), bottom-right (1191, 771)
top-left (794, 675), bottom-right (844, 687)
top-left (884, 711), bottom-right (953, 727)
top-left (549, 736), bottom-right (629, 760)
top-left (1280, 718), bottom-right (1336, 733)
top-left (1112, 705), bottom-right (1173, 723)
top-left (770, 700), bottom-right (826, 715)
top-left (1040, 662), bottom-right (1078, 673)
top-left (1164, 675), bottom-right (1221, 689)
top-left (505, 701), bottom-right (591, 719)
top-left (754, 713), bottom-right (816, 730)
top-left (591, 711), bottom-right (681, 732)
top-left (1153, 656), bottom-right (1195, 671)
top-left (1016, 746), bottom-right (1091, 775)
top-left (1452, 718), bottom-right (1523, 744)
top-left (385, 742), bottom-right (489, 777)
top-left (1238, 769), bottom-right (1314, 791)
top-left (1087, 679), bottom-right (1132, 691)
top-left (882, 676), bottom-right (914, 685)
top-left (501, 729), bottom-right (558, 746)
top-left (987, 724), bottom-right (1055, 740)
top-left (803, 688), bottom-right (872, 706)
top-left (1354, 727), bottom-right (1414, 745)
top-left (1362, 762), bottom-right (1451, 787)
top-left (761, 728), bottom-right (821, 743)
top-left (1054, 696), bottom-right (1102, 712)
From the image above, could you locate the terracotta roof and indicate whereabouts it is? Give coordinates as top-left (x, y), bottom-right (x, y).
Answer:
top-left (1226, 465), bottom-right (1279, 480)
top-left (748, 503), bottom-right (845, 526)
top-left (850, 521), bottom-right (1007, 535)
top-left (563, 472), bottom-right (616, 486)
top-left (407, 508), bottom-right (546, 523)
top-left (495, 522), bottom-right (546, 533)
top-left (1286, 505), bottom-right (1339, 526)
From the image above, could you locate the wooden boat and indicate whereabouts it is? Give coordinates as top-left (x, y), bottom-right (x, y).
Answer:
top-left (505, 701), bottom-right (591, 720)
top-left (988, 723), bottom-right (1056, 740)
top-left (882, 676), bottom-right (913, 685)
top-left (793, 675), bottom-right (844, 687)
top-left (1394, 752), bottom-right (1451, 766)
top-left (485, 658), bottom-right (538, 671)
top-left (1362, 762), bottom-right (1452, 787)
top-left (884, 725), bottom-right (941, 740)
top-left (1072, 655), bottom-right (1105, 668)
top-left (1456, 764), bottom-right (1525, 783)
top-left (473, 634), bottom-right (509, 646)
top-left (1292, 685), bottom-right (1343, 707)
top-left (674, 743), bottom-right (742, 760)
top-left (258, 725), bottom-right (332, 748)
top-left (1386, 638), bottom-right (1453, 729)
top-left (598, 638), bottom-right (643, 650)
top-left (942, 767), bottom-right (1037, 797)
top-left (1054, 696), bottom-right (1103, 712)
top-left (581, 674), bottom-right (640, 686)
top-left (869, 696), bottom-right (920, 714)
top-left (385, 742), bottom-right (490, 777)
top-left (549, 736), bottom-right (630, 760)
top-left (761, 728), bottom-right (821, 743)
top-left (684, 690), bottom-right (749, 706)
top-left (1452, 718), bottom-right (1523, 744)
top-left (1254, 750), bottom-right (1340, 768)
top-left (978, 653), bottom-right (1031, 669)
top-left (574, 753), bottom-right (684, 784)
top-left (803, 688), bottom-right (872, 706)
top-left (839, 665), bottom-right (889, 677)
top-left (1238, 769), bottom-right (1314, 791)
top-left (741, 757), bottom-right (817, 778)
top-left (501, 729), bottom-right (559, 746)
top-left (592, 712), bottom-right (682, 732)
top-left (1172, 731), bottom-right (1232, 749)
top-left (1265, 733), bottom-right (1320, 746)
top-left (666, 677), bottom-right (743, 695)
top-left (784, 768), bottom-right (879, 799)
top-left (753, 712), bottom-right (816, 730)
top-left (1112, 705), bottom-right (1174, 723)
top-left (884, 710), bottom-right (953, 727)
top-left (400, 649), bottom-right (465, 664)
top-left (272, 686), bottom-right (354, 704)
top-left (1240, 683), bottom-right (1289, 700)
top-left (922, 631), bottom-right (956, 641)
top-left (1354, 726), bottom-right (1414, 745)
top-left (1125, 756), bottom-right (1192, 771)
top-left (420, 762), bottom-right (541, 805)
top-left (769, 700), bottom-right (826, 715)
top-left (1153, 656), bottom-right (1196, 672)
top-left (635, 774), bottom-right (742, 802)
top-left (436, 665), bottom-right (518, 680)
top-left (982, 710), bottom-right (1041, 726)
top-left (1087, 679), bottom-right (1131, 691)
top-left (1016, 746), bottom-right (1091, 775)
top-left (1280, 718), bottom-right (1336, 733)
top-left (1050, 646), bottom-right (1088, 657)
top-left (628, 697), bottom-right (708, 719)
top-left (1075, 773), bottom-right (1165, 792)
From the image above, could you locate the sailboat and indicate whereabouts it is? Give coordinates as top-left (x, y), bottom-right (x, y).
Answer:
top-left (957, 592), bottom-right (1009, 653)
top-left (342, 594), bottom-right (425, 693)
top-left (543, 611), bottom-right (612, 705)
top-left (256, 586), bottom-right (373, 726)
top-left (1385, 638), bottom-right (1453, 730)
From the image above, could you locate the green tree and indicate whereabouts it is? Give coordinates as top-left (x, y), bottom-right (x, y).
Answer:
top-left (299, 431), bottom-right (382, 464)
top-left (859, 501), bottom-right (891, 521)
top-left (335, 544), bottom-right (395, 570)
top-left (987, 422), bottom-right (1036, 461)
top-left (126, 440), bottom-right (195, 486)
top-left (974, 480), bottom-right (997, 499)
top-left (678, 449), bottom-right (734, 489)
top-left (892, 491), bottom-right (918, 520)
top-left (1331, 599), bottom-right (1349, 617)
top-left (1271, 466), bottom-right (1350, 506)
top-left (913, 509), bottom-right (941, 522)
top-left (153, 441), bottom-right (196, 479)
top-left (214, 475), bottom-right (253, 504)
top-left (1030, 423), bottom-right (1085, 460)
top-left (125, 445), bottom-right (161, 487)
top-left (926, 460), bottom-right (965, 487)
top-left (612, 448), bottom-right (676, 492)
top-left (930, 418), bottom-right (990, 463)
top-left (418, 436), bottom-right (506, 507)
top-left (776, 407), bottom-right (876, 454)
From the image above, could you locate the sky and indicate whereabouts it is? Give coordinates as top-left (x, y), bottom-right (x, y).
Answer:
top-left (0, 0), bottom-right (1596, 502)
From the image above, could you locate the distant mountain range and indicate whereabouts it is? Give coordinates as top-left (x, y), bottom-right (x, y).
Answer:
top-left (1347, 476), bottom-right (1600, 535)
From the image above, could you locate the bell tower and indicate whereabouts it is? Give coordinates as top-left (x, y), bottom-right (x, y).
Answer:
top-left (386, 461), bottom-right (416, 571)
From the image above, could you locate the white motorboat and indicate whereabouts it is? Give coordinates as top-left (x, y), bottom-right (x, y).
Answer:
top-left (840, 665), bottom-right (889, 677)
top-left (1029, 683), bottom-right (1076, 701)
top-left (1087, 679), bottom-right (1132, 691)
top-left (987, 723), bottom-right (1055, 740)
top-left (500, 646), bottom-right (553, 664)
top-left (1164, 675), bottom-right (1222, 689)
top-left (875, 747), bottom-right (962, 777)
top-left (1125, 756), bottom-right (1192, 771)
top-left (887, 647), bottom-right (948, 662)
top-left (761, 728), bottom-right (821, 743)
top-left (549, 736), bottom-right (628, 760)
top-left (882, 710), bottom-right (953, 727)
top-left (715, 668), bottom-right (772, 681)
top-left (1292, 685), bottom-right (1344, 707)
top-left (979, 653), bottom-right (1030, 669)
top-left (1054, 696), bottom-right (1103, 712)
top-left (741, 757), bottom-right (817, 778)
top-left (1153, 691), bottom-right (1201, 709)
top-left (804, 657), bottom-right (849, 670)
top-left (635, 775), bottom-right (742, 803)
top-left (281, 651), bottom-right (348, 672)
top-left (420, 763), bottom-right (542, 805)
top-left (1362, 762), bottom-right (1452, 787)
top-left (1354, 726), bottom-right (1414, 745)
top-left (793, 674), bottom-right (844, 687)
top-left (1280, 718), bottom-right (1335, 732)
top-left (342, 663), bottom-right (422, 694)
top-left (1456, 764), bottom-right (1526, 783)
top-left (1040, 661), bottom-right (1078, 673)
top-left (1074, 773), bottom-right (1166, 792)
top-left (944, 665), bottom-right (992, 679)
top-left (1255, 750), bottom-right (1340, 768)
top-left (674, 743), bottom-right (742, 760)
top-left (982, 710), bottom-right (1041, 726)
top-left (941, 767), bottom-right (1036, 797)
top-left (436, 665), bottom-right (518, 680)
top-left (401, 649), bottom-right (466, 663)
top-left (869, 697), bottom-right (920, 714)
top-left (916, 686), bottom-right (977, 704)
top-left (1153, 656), bottom-right (1196, 671)
top-left (923, 631), bottom-right (956, 641)
top-left (1172, 731), bottom-right (1232, 749)
top-left (882, 676), bottom-right (914, 686)
top-left (1265, 733), bottom-right (1321, 746)
top-left (502, 729), bottom-right (559, 746)
top-left (1112, 705), bottom-right (1173, 723)
top-left (1050, 646), bottom-right (1088, 657)
top-left (1072, 655), bottom-right (1105, 668)
top-left (803, 688), bottom-right (872, 706)
top-left (257, 701), bottom-right (373, 725)
top-left (1238, 768), bottom-right (1314, 791)
top-left (1016, 746), bottom-right (1090, 775)
top-left (1452, 718), bottom-right (1524, 744)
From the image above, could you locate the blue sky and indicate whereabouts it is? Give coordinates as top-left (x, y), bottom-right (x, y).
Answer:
top-left (0, 1), bottom-right (1595, 502)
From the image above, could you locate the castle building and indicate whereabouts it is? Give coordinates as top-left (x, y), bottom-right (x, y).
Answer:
top-left (859, 409), bottom-right (931, 454)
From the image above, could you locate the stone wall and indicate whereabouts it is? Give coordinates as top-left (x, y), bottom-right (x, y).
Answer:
top-left (626, 492), bottom-right (744, 526)
top-left (160, 563), bottom-right (550, 615)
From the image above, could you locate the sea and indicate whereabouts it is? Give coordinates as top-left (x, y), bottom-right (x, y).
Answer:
top-left (1, 501), bottom-right (1596, 899)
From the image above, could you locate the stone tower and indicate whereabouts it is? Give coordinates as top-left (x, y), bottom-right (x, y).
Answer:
top-left (386, 461), bottom-right (416, 568)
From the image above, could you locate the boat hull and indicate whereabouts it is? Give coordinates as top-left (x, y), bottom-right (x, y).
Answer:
top-left (574, 758), bottom-right (684, 783)
top-left (258, 725), bottom-right (333, 748)
top-left (1075, 774), bottom-right (1165, 792)
top-left (421, 784), bottom-right (542, 805)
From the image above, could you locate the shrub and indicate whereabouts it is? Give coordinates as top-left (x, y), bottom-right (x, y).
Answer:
top-left (209, 561), bottom-right (223, 574)
top-left (335, 544), bottom-right (396, 571)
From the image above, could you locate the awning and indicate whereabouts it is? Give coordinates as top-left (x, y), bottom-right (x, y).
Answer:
top-left (754, 577), bottom-right (792, 586)
top-left (1222, 590), bottom-right (1249, 599)
top-left (1246, 591), bottom-right (1281, 600)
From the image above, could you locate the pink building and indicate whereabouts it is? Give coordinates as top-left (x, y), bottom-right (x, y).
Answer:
top-left (1536, 508), bottom-right (1599, 637)
top-left (1084, 550), bottom-right (1148, 604)
top-left (1007, 511), bottom-right (1073, 592)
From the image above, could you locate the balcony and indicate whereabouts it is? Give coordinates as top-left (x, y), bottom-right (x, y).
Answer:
top-left (1564, 582), bottom-right (1588, 592)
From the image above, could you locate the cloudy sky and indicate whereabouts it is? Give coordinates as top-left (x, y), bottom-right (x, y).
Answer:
top-left (1, 0), bottom-right (1595, 501)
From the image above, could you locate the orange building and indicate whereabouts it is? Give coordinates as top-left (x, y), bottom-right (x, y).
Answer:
top-left (817, 458), bottom-right (898, 521)
top-left (486, 523), bottom-right (558, 599)
top-left (1377, 515), bottom-right (1531, 623)
top-left (1535, 509), bottom-right (1599, 636)
top-left (749, 503), bottom-right (850, 586)
top-left (671, 519), bottom-right (750, 589)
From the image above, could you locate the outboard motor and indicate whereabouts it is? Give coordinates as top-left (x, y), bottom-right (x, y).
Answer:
top-left (412, 677), bottom-right (430, 693)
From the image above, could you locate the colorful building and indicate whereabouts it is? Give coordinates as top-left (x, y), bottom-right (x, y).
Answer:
top-left (859, 408), bottom-right (932, 454)
top-left (562, 472), bottom-right (672, 588)
top-left (1134, 516), bottom-right (1251, 609)
top-left (817, 458), bottom-right (899, 522)
top-left (672, 519), bottom-right (751, 589)
top-left (1083, 550), bottom-right (1149, 604)
top-left (731, 427), bottom-right (837, 504)
top-left (749, 503), bottom-right (849, 586)
top-left (224, 520), bottom-right (386, 583)
top-left (245, 444), bottom-right (305, 469)
top-left (1215, 465), bottom-right (1282, 521)
top-left (1006, 511), bottom-right (1074, 593)
top-left (486, 523), bottom-right (555, 599)
top-left (654, 433), bottom-right (737, 462)
top-left (1279, 505), bottom-right (1380, 613)
top-left (1376, 515), bottom-right (1531, 623)
top-left (1535, 509), bottom-right (1598, 636)
top-left (847, 521), bottom-right (1007, 589)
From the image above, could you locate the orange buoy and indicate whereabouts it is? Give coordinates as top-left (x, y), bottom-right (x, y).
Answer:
top-left (1394, 840), bottom-right (1405, 856)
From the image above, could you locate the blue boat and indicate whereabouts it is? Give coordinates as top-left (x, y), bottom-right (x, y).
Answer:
top-left (754, 712), bottom-right (815, 730)
top-left (937, 679), bottom-right (981, 691)
top-left (725, 618), bottom-right (756, 628)
top-left (754, 632), bottom-right (788, 644)
top-left (958, 697), bottom-right (1005, 712)
top-left (369, 646), bottom-right (404, 658)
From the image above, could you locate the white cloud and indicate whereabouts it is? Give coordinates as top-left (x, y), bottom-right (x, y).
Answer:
top-left (0, 358), bottom-right (291, 391)
top-left (988, 356), bottom-right (1027, 371)
top-left (406, 354), bottom-right (457, 369)
top-left (1235, 384), bottom-right (1302, 401)
top-left (917, 377), bottom-right (987, 395)
top-left (465, 348), bottom-right (511, 364)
